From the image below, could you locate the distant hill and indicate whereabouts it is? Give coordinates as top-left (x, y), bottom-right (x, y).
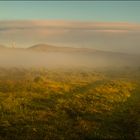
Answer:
top-left (0, 43), bottom-right (139, 68)
top-left (28, 44), bottom-right (97, 53)
top-left (27, 43), bottom-right (140, 67)
top-left (28, 44), bottom-right (128, 56)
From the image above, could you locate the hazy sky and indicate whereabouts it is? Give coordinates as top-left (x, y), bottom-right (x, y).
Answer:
top-left (0, 1), bottom-right (140, 54)
top-left (0, 1), bottom-right (140, 22)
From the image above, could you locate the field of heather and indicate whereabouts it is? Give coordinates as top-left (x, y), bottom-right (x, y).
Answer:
top-left (0, 67), bottom-right (139, 139)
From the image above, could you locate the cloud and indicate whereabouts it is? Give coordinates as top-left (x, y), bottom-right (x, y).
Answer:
top-left (0, 20), bottom-right (140, 32)
top-left (0, 20), bottom-right (140, 53)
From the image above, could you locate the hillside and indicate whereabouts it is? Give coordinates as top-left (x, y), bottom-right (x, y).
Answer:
top-left (28, 44), bottom-right (97, 53)
top-left (28, 44), bottom-right (140, 67)
top-left (0, 43), bottom-right (139, 68)
top-left (0, 68), bottom-right (139, 139)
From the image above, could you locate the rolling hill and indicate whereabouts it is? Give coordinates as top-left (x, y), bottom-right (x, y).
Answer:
top-left (0, 43), bottom-right (139, 68)
top-left (28, 44), bottom-right (97, 53)
top-left (27, 43), bottom-right (140, 67)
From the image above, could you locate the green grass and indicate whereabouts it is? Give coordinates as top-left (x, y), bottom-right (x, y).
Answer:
top-left (0, 67), bottom-right (139, 139)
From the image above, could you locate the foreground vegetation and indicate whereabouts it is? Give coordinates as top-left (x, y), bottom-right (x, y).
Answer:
top-left (0, 67), bottom-right (140, 139)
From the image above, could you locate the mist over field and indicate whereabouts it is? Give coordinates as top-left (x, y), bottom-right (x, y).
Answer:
top-left (0, 20), bottom-right (140, 70)
top-left (1, 20), bottom-right (140, 54)
top-left (0, 47), bottom-right (140, 69)
top-left (0, 1), bottom-right (140, 139)
top-left (0, 20), bottom-right (140, 69)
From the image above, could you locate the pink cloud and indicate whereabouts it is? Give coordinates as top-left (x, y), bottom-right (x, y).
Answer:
top-left (0, 20), bottom-right (140, 32)
top-left (0, 20), bottom-right (140, 53)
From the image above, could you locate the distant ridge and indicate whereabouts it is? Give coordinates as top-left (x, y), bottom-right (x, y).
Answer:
top-left (28, 44), bottom-right (131, 58)
top-left (0, 43), bottom-right (139, 67)
top-left (0, 43), bottom-right (137, 57)
top-left (28, 44), bottom-right (97, 53)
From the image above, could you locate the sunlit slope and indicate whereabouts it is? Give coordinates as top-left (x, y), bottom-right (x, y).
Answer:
top-left (0, 68), bottom-right (139, 139)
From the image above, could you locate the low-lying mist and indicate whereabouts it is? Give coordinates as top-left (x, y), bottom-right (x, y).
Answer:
top-left (0, 49), bottom-right (139, 69)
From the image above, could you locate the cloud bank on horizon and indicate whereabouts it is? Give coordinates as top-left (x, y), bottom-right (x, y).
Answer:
top-left (0, 20), bottom-right (140, 54)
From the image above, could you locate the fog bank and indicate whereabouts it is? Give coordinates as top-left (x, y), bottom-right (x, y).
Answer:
top-left (0, 49), bottom-right (139, 69)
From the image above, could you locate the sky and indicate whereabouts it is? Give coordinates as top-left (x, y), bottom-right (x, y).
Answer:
top-left (0, 1), bottom-right (140, 54)
top-left (0, 1), bottom-right (140, 22)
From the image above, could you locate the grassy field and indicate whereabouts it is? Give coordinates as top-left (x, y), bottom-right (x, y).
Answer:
top-left (0, 67), bottom-right (139, 140)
